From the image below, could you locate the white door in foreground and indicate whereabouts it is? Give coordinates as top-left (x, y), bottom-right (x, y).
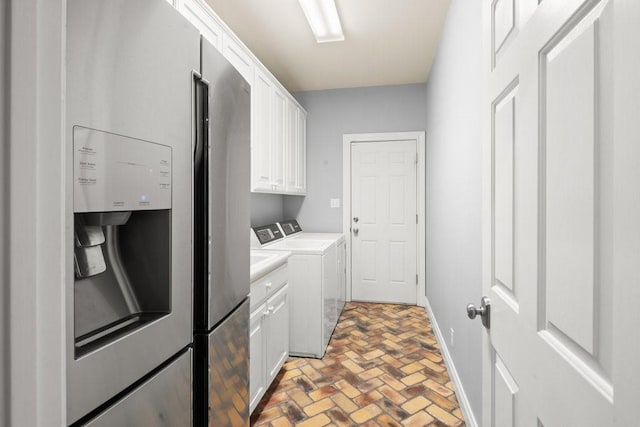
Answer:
top-left (480, 0), bottom-right (640, 425)
top-left (351, 140), bottom-right (417, 304)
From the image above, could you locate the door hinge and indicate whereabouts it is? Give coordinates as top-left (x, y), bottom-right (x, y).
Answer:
top-left (416, 214), bottom-right (418, 224)
top-left (416, 274), bottom-right (418, 284)
top-left (415, 152), bottom-right (418, 164)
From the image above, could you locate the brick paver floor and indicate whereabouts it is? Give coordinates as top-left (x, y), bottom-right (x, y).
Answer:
top-left (251, 302), bottom-right (465, 426)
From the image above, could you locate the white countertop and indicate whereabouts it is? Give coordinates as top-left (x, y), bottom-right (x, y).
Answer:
top-left (250, 249), bottom-right (292, 283)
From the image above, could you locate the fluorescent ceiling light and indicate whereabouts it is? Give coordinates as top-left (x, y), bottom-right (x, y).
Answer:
top-left (298, 0), bottom-right (344, 43)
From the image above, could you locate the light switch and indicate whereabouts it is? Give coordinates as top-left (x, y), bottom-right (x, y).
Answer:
top-left (330, 198), bottom-right (340, 208)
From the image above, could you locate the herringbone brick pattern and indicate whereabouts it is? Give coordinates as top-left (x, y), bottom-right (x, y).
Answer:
top-left (251, 302), bottom-right (465, 426)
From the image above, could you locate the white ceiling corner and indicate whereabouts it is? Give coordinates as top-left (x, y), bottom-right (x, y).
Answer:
top-left (204, 0), bottom-right (451, 93)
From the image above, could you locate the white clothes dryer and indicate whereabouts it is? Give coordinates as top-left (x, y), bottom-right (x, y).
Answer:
top-left (277, 220), bottom-right (346, 321)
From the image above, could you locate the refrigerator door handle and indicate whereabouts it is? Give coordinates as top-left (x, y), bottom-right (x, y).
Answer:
top-left (193, 73), bottom-right (210, 332)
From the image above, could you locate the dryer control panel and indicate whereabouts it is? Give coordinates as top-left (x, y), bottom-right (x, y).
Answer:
top-left (279, 220), bottom-right (302, 236)
top-left (252, 223), bottom-right (284, 245)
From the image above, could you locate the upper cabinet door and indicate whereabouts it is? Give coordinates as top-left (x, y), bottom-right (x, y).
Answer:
top-left (178, 0), bottom-right (223, 50)
top-left (222, 33), bottom-right (254, 86)
top-left (285, 100), bottom-right (298, 192)
top-left (251, 69), bottom-right (273, 192)
top-left (285, 101), bottom-right (306, 194)
top-left (295, 109), bottom-right (307, 194)
top-left (271, 89), bottom-right (287, 192)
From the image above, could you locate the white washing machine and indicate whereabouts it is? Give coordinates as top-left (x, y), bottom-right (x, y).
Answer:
top-left (251, 223), bottom-right (340, 358)
top-left (277, 220), bottom-right (346, 322)
top-left (277, 219), bottom-right (344, 243)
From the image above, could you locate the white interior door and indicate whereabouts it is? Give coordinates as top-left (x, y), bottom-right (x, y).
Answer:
top-left (482, 0), bottom-right (640, 425)
top-left (351, 140), bottom-right (417, 304)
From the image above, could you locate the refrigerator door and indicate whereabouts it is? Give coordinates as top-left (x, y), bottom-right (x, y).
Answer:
top-left (201, 38), bottom-right (251, 330)
top-left (84, 349), bottom-right (192, 427)
top-left (66, 0), bottom-right (198, 423)
top-left (195, 299), bottom-right (250, 426)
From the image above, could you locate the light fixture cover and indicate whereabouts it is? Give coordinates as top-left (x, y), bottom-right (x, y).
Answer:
top-left (298, 0), bottom-right (344, 43)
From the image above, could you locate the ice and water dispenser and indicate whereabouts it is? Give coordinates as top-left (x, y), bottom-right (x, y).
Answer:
top-left (73, 126), bottom-right (172, 356)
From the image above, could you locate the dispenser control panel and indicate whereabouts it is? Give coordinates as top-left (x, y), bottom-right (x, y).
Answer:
top-left (74, 126), bottom-right (172, 212)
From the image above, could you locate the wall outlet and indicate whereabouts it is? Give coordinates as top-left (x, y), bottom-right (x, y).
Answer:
top-left (330, 198), bottom-right (340, 208)
top-left (450, 328), bottom-right (455, 348)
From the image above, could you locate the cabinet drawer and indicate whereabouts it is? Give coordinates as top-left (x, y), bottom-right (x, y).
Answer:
top-left (250, 264), bottom-right (288, 309)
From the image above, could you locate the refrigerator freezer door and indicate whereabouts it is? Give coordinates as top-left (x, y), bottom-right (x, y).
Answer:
top-left (84, 349), bottom-right (192, 427)
top-left (201, 38), bottom-right (251, 330)
top-left (66, 0), bottom-right (198, 422)
top-left (195, 298), bottom-right (250, 426)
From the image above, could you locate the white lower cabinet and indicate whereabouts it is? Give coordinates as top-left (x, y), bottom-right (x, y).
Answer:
top-left (265, 286), bottom-right (289, 383)
top-left (249, 266), bottom-right (289, 414)
top-left (249, 304), bottom-right (267, 412)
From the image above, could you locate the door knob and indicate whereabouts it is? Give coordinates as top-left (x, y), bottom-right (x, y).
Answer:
top-left (353, 217), bottom-right (359, 223)
top-left (353, 227), bottom-right (359, 236)
top-left (467, 296), bottom-right (491, 329)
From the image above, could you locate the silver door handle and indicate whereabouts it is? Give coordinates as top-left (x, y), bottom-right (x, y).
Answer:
top-left (467, 297), bottom-right (491, 329)
top-left (353, 227), bottom-right (359, 236)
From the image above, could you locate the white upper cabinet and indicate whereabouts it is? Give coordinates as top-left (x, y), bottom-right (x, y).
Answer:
top-left (251, 69), bottom-right (273, 192)
top-left (174, 0), bottom-right (307, 195)
top-left (251, 71), bottom-right (306, 194)
top-left (285, 100), bottom-right (306, 194)
top-left (271, 88), bottom-right (287, 192)
top-left (295, 108), bottom-right (307, 194)
top-left (285, 100), bottom-right (297, 191)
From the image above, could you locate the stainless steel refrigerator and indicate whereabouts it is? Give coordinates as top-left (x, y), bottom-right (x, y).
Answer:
top-left (193, 39), bottom-right (251, 427)
top-left (67, 0), bottom-right (250, 425)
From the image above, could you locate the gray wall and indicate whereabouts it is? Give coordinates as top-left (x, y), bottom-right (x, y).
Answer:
top-left (424, 0), bottom-right (483, 423)
top-left (250, 193), bottom-right (284, 227)
top-left (286, 84), bottom-right (427, 232)
top-left (1, 0), bottom-right (7, 423)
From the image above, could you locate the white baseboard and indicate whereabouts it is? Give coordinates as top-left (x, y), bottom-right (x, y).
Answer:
top-left (424, 298), bottom-right (479, 427)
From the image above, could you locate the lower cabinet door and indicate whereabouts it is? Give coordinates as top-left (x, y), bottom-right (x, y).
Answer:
top-left (266, 284), bottom-right (289, 384)
top-left (249, 304), bottom-right (266, 413)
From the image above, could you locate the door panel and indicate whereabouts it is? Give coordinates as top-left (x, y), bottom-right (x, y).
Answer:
top-left (482, 0), bottom-right (628, 425)
top-left (493, 355), bottom-right (518, 427)
top-left (493, 86), bottom-right (516, 300)
top-left (542, 6), bottom-right (605, 360)
top-left (351, 140), bottom-right (417, 304)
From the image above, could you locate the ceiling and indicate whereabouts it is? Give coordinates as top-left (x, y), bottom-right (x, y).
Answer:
top-left (205, 0), bottom-right (451, 93)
